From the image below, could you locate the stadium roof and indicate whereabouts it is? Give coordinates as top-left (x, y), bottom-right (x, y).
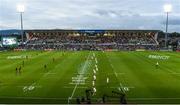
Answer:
top-left (0, 30), bottom-right (21, 36)
top-left (25, 29), bottom-right (162, 32)
top-left (0, 29), bottom-right (162, 36)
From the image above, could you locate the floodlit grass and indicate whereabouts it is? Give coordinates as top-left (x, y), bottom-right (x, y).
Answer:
top-left (0, 50), bottom-right (180, 104)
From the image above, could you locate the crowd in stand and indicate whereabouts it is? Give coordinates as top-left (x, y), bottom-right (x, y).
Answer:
top-left (19, 32), bottom-right (158, 51)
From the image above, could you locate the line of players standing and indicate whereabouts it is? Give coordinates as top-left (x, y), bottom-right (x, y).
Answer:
top-left (15, 56), bottom-right (28, 75)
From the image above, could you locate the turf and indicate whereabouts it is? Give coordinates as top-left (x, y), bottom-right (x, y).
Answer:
top-left (0, 50), bottom-right (180, 104)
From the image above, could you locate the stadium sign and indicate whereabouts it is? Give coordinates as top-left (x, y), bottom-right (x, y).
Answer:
top-left (7, 55), bottom-right (30, 59)
top-left (148, 55), bottom-right (170, 60)
top-left (78, 30), bottom-right (105, 34)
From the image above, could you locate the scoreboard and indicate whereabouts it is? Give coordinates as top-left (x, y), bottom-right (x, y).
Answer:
top-left (1, 37), bottom-right (17, 46)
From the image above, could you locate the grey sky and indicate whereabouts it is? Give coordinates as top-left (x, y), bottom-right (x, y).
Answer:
top-left (0, 0), bottom-right (180, 32)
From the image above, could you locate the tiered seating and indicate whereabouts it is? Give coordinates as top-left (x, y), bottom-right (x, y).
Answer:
top-left (23, 32), bottom-right (158, 51)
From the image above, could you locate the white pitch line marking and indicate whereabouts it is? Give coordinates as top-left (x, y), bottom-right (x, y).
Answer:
top-left (68, 52), bottom-right (91, 101)
top-left (41, 73), bottom-right (57, 75)
top-left (128, 97), bottom-right (180, 100)
top-left (169, 73), bottom-right (180, 75)
top-left (0, 96), bottom-right (76, 100)
top-left (64, 86), bottom-right (88, 89)
top-left (106, 54), bottom-right (133, 93)
top-left (110, 86), bottom-right (135, 89)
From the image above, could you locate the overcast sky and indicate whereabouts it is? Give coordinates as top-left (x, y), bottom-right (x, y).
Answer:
top-left (0, 0), bottom-right (180, 32)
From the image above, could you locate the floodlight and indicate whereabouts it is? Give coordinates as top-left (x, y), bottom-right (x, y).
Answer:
top-left (163, 4), bottom-right (172, 49)
top-left (17, 4), bottom-right (25, 12)
top-left (164, 4), bottom-right (172, 13)
top-left (16, 4), bottom-right (25, 43)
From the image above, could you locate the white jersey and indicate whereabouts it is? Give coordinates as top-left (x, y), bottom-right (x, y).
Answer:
top-left (107, 77), bottom-right (109, 83)
top-left (93, 87), bottom-right (96, 93)
top-left (92, 81), bottom-right (95, 86)
top-left (93, 70), bottom-right (96, 74)
top-left (95, 58), bottom-right (98, 64)
top-left (93, 75), bottom-right (96, 80)
top-left (156, 62), bottom-right (159, 66)
top-left (95, 65), bottom-right (98, 68)
top-left (96, 68), bottom-right (98, 71)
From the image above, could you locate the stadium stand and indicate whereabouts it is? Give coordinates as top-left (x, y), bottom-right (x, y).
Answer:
top-left (158, 32), bottom-right (180, 51)
top-left (22, 30), bottom-right (160, 51)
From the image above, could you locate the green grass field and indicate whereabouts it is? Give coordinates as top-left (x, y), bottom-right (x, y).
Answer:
top-left (0, 50), bottom-right (180, 104)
